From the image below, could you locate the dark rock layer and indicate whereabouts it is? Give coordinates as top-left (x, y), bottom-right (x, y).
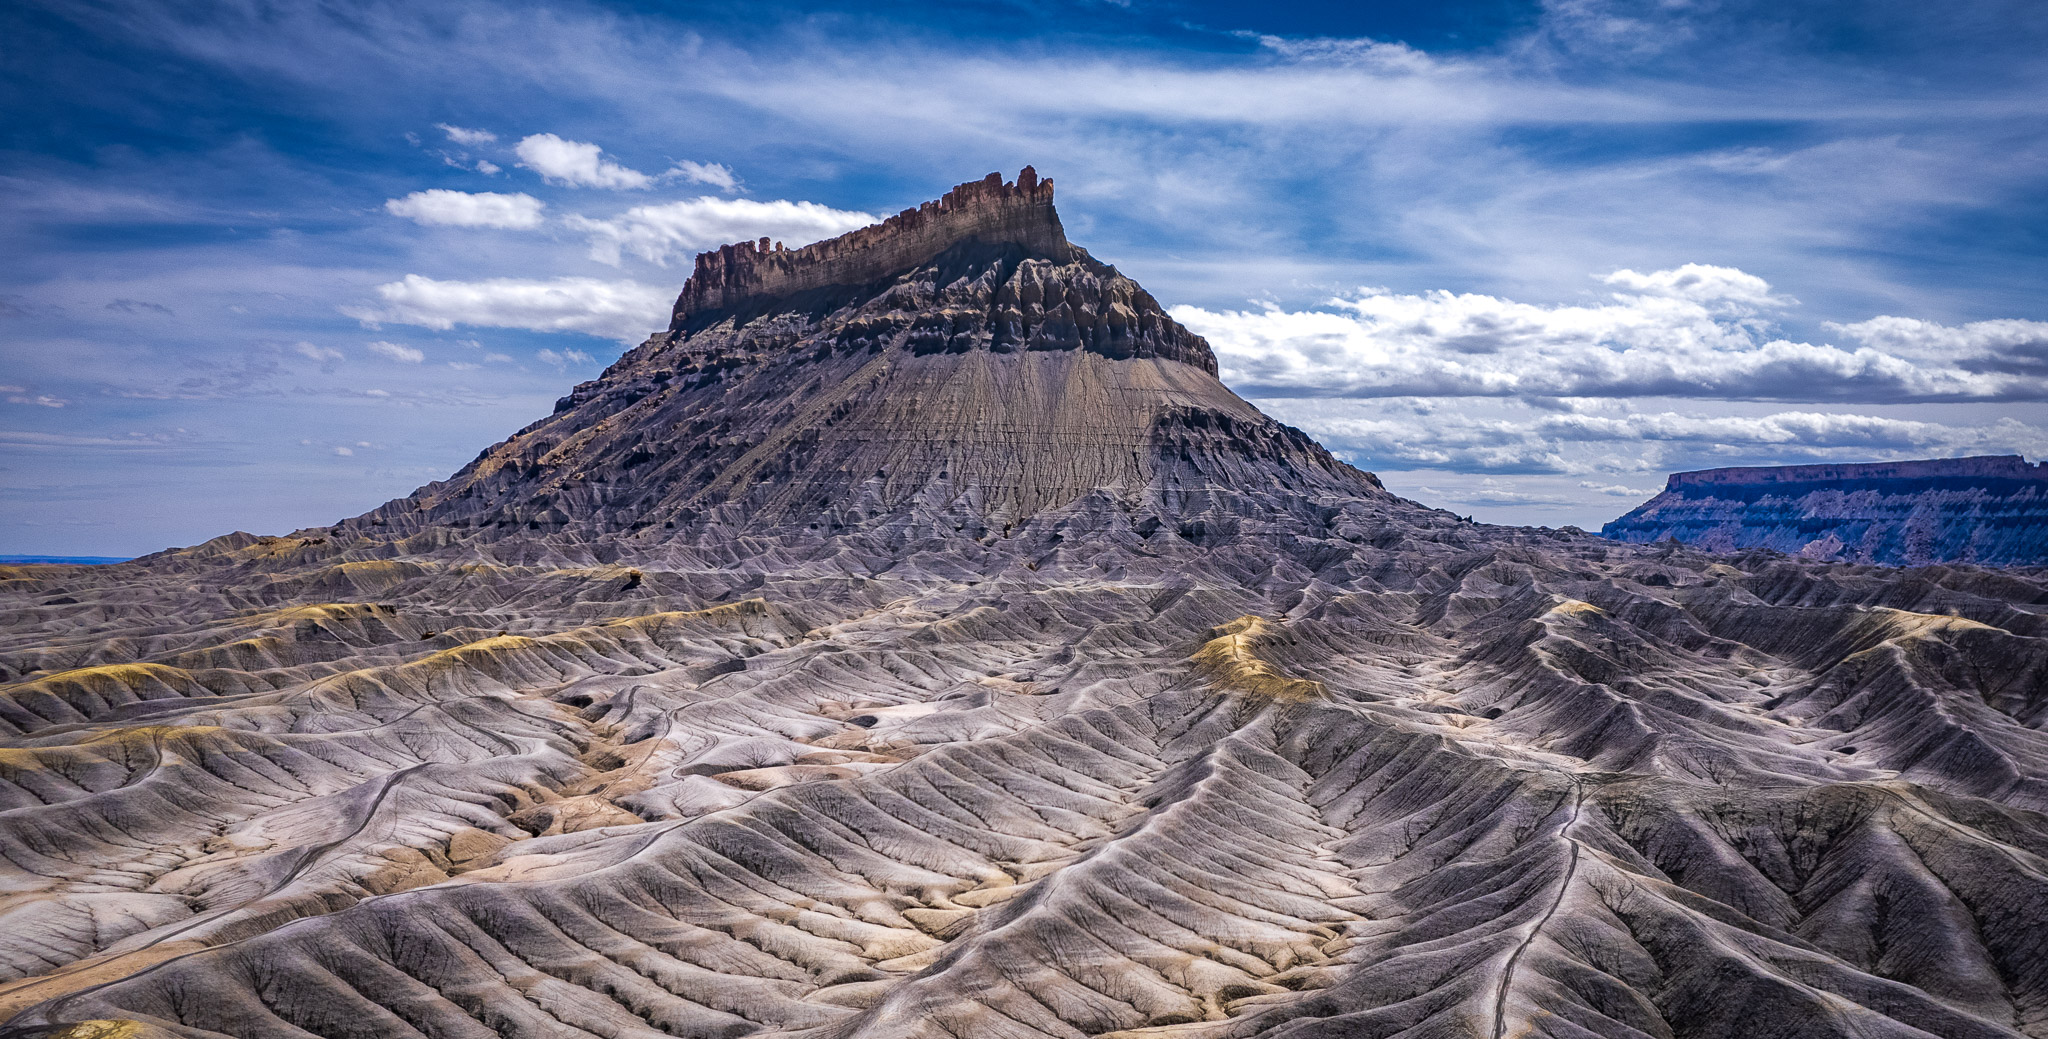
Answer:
top-left (1603, 455), bottom-right (2048, 566)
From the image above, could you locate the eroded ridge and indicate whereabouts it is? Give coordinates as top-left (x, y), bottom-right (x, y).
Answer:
top-left (4, 536), bottom-right (2047, 1039)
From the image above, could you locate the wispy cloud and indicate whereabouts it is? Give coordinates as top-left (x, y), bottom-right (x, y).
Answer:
top-left (436, 123), bottom-right (497, 147)
top-left (535, 347), bottom-right (595, 369)
top-left (344, 275), bottom-right (670, 342)
top-left (105, 298), bottom-right (175, 316)
top-left (366, 340), bottom-right (424, 363)
top-left (664, 160), bottom-right (738, 191)
top-left (385, 189), bottom-right (544, 229)
top-left (294, 342), bottom-right (342, 366)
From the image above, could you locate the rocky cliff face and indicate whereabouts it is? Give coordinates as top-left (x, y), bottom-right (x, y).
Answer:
top-left (7, 174), bottom-right (2048, 1039)
top-left (1603, 455), bottom-right (2048, 566)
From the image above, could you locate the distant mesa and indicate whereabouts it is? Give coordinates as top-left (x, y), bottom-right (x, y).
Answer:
top-left (0, 556), bottom-right (132, 566)
top-left (1601, 455), bottom-right (2048, 566)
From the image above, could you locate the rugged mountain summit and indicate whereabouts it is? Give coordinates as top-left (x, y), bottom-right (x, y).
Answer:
top-left (5, 173), bottom-right (2048, 1039)
top-left (1604, 455), bottom-right (2048, 565)
top-left (341, 169), bottom-right (1373, 554)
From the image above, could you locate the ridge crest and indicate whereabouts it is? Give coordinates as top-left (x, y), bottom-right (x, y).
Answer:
top-left (670, 167), bottom-right (1067, 327)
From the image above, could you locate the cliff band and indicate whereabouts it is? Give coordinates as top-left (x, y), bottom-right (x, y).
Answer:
top-left (1604, 454), bottom-right (2048, 565)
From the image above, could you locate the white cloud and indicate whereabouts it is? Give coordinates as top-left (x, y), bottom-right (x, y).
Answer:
top-left (1252, 34), bottom-right (1437, 75)
top-left (515, 133), bottom-right (652, 189)
top-left (663, 160), bottom-right (739, 191)
top-left (483, 352), bottom-right (514, 364)
top-left (475, 160), bottom-right (501, 175)
top-left (1827, 315), bottom-right (2048, 373)
top-left (1265, 397), bottom-right (2048, 479)
top-left (1581, 481), bottom-right (1660, 498)
top-left (536, 347), bottom-right (596, 369)
top-left (333, 445), bottom-right (354, 456)
top-left (567, 197), bottom-right (877, 265)
top-left (1600, 263), bottom-right (1792, 309)
top-left (1177, 265), bottom-right (2048, 404)
top-left (7, 394), bottom-right (67, 408)
top-left (294, 342), bottom-right (343, 363)
top-left (344, 275), bottom-right (670, 343)
top-left (436, 124), bottom-right (497, 147)
top-left (385, 189), bottom-right (545, 229)
top-left (366, 340), bottom-right (425, 363)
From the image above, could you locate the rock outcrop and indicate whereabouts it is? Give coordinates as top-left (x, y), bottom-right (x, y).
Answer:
top-left (1603, 455), bottom-right (2048, 565)
top-left (6, 173), bottom-right (2048, 1039)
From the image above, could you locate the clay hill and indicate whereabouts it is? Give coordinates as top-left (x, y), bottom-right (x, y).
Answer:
top-left (1603, 455), bottom-right (2048, 566)
top-left (4, 171), bottom-right (2048, 1039)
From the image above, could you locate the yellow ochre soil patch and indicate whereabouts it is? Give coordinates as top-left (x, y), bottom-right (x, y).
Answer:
top-left (1192, 616), bottom-right (1326, 702)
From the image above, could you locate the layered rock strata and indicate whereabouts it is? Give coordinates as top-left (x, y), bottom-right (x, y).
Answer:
top-left (1604, 455), bottom-right (2048, 565)
top-left (3, 173), bottom-right (2048, 1039)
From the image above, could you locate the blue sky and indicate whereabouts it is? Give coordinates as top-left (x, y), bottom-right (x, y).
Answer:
top-left (4, 0), bottom-right (2047, 555)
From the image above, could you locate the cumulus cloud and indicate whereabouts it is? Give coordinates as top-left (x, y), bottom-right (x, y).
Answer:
top-left (567, 197), bottom-right (877, 265)
top-left (1266, 397), bottom-right (2048, 480)
top-left (436, 123), bottom-right (497, 147)
top-left (366, 340), bottom-right (424, 363)
top-left (1828, 316), bottom-right (2048, 375)
top-left (515, 133), bottom-right (652, 189)
top-left (1178, 265), bottom-right (2048, 404)
top-left (1600, 264), bottom-right (1792, 309)
top-left (385, 189), bottom-right (545, 229)
top-left (343, 275), bottom-right (670, 342)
